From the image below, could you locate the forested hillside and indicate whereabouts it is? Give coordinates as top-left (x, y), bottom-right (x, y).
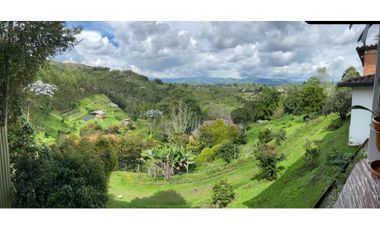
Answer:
top-left (31, 62), bottom-right (246, 142)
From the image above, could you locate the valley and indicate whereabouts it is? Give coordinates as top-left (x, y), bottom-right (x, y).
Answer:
top-left (19, 61), bottom-right (357, 208)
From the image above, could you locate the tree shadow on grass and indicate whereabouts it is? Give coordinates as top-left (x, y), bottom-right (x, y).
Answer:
top-left (109, 190), bottom-right (189, 208)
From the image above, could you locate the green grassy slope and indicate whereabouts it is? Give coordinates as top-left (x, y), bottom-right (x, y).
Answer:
top-left (34, 94), bottom-right (129, 144)
top-left (107, 114), bottom-right (355, 208)
top-left (244, 119), bottom-right (354, 207)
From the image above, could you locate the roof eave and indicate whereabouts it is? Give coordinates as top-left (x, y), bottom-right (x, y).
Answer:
top-left (337, 82), bottom-right (373, 87)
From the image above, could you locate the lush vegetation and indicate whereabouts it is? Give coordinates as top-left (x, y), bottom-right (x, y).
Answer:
top-left (7, 59), bottom-right (357, 208)
top-left (107, 114), bottom-right (354, 208)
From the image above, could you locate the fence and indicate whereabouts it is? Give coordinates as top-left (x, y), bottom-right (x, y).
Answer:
top-left (0, 126), bottom-right (11, 208)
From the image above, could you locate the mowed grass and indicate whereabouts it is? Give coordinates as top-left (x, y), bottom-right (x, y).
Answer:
top-left (107, 114), bottom-right (356, 208)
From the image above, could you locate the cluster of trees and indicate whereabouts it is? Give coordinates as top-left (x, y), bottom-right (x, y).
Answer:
top-left (283, 76), bottom-right (327, 115)
top-left (0, 22), bottom-right (80, 207)
top-left (60, 117), bottom-right (244, 182)
top-left (126, 119), bottom-right (245, 180)
top-left (231, 86), bottom-right (280, 124)
top-left (284, 67), bottom-right (355, 120)
top-left (9, 118), bottom-right (110, 208)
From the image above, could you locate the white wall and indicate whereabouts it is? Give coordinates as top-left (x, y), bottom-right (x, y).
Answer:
top-left (349, 87), bottom-right (373, 146)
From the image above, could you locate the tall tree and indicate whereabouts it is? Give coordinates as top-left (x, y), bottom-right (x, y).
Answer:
top-left (0, 22), bottom-right (80, 207)
top-left (316, 66), bottom-right (331, 84)
top-left (316, 66), bottom-right (334, 95)
top-left (301, 76), bottom-right (327, 114)
top-left (342, 66), bottom-right (360, 81)
top-left (324, 88), bottom-right (352, 120)
top-left (163, 100), bottom-right (200, 136)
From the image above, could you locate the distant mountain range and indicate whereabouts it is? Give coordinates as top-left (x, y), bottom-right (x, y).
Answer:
top-left (159, 76), bottom-right (295, 85)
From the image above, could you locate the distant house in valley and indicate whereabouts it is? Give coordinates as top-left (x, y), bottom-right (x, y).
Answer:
top-left (202, 119), bottom-right (234, 126)
top-left (337, 44), bottom-right (377, 146)
top-left (91, 110), bottom-right (105, 118)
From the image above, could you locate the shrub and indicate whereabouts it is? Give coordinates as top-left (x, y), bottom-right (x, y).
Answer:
top-left (198, 120), bottom-right (240, 146)
top-left (195, 147), bottom-right (215, 165)
top-left (327, 149), bottom-right (348, 168)
top-left (255, 144), bottom-right (282, 181)
top-left (92, 136), bottom-right (118, 177)
top-left (217, 141), bottom-right (239, 164)
top-left (274, 128), bottom-right (287, 145)
top-left (304, 140), bottom-right (320, 166)
top-left (195, 144), bottom-right (223, 165)
top-left (186, 136), bottom-right (205, 154)
top-left (258, 128), bottom-right (273, 144)
top-left (38, 143), bottom-right (109, 208)
top-left (116, 135), bottom-right (153, 171)
top-left (12, 136), bottom-right (109, 208)
top-left (168, 132), bottom-right (190, 147)
top-left (327, 119), bottom-right (344, 130)
top-left (79, 123), bottom-right (102, 136)
top-left (212, 180), bottom-right (235, 208)
top-left (104, 123), bottom-right (123, 134)
top-left (114, 114), bottom-right (124, 121)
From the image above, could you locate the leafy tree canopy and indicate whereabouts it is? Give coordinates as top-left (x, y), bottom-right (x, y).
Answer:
top-left (342, 66), bottom-right (360, 81)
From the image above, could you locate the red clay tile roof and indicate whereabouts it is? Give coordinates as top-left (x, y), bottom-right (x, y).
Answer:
top-left (337, 74), bottom-right (374, 87)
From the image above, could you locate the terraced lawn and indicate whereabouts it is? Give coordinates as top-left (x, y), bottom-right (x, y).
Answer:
top-left (34, 94), bottom-right (152, 144)
top-left (107, 114), bottom-right (356, 208)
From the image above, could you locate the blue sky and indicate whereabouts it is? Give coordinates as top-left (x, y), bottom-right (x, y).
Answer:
top-left (56, 22), bottom-right (378, 82)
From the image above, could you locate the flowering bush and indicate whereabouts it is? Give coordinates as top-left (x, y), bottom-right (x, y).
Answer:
top-left (28, 80), bottom-right (58, 97)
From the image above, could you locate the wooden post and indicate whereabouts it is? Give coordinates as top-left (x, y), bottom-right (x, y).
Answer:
top-left (368, 25), bottom-right (380, 162)
top-left (0, 126), bottom-right (11, 208)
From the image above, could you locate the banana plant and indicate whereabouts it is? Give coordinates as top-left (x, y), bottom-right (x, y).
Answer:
top-left (141, 145), bottom-right (195, 175)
